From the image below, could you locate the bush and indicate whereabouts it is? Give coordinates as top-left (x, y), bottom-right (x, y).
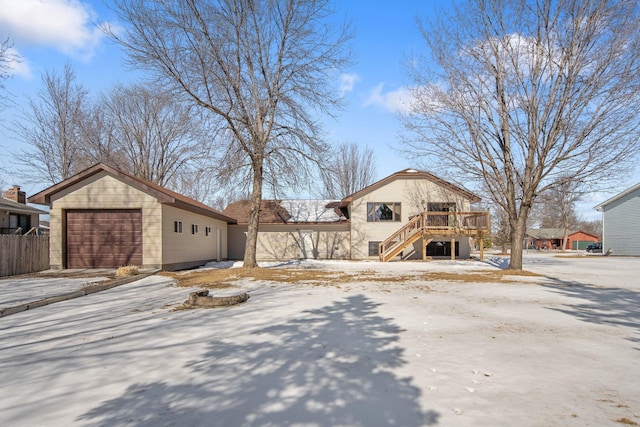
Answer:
top-left (116, 265), bottom-right (139, 277)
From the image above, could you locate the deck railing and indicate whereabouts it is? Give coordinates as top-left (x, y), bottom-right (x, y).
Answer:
top-left (378, 211), bottom-right (490, 261)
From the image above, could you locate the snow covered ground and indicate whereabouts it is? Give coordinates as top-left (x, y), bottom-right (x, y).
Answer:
top-left (0, 252), bottom-right (638, 426)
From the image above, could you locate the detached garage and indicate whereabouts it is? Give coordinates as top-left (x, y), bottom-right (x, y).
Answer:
top-left (29, 163), bottom-right (236, 270)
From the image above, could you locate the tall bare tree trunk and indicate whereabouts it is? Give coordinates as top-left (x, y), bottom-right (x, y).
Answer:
top-left (244, 158), bottom-right (263, 268)
top-left (510, 218), bottom-right (527, 270)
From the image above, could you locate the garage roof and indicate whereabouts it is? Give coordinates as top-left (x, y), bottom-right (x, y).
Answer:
top-left (28, 163), bottom-right (237, 224)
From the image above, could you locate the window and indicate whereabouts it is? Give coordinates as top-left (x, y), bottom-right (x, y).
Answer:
top-left (8, 213), bottom-right (30, 233)
top-left (205, 226), bottom-right (212, 236)
top-left (173, 220), bottom-right (183, 233)
top-left (191, 224), bottom-right (199, 235)
top-left (367, 203), bottom-right (401, 222)
top-left (369, 241), bottom-right (381, 256)
top-left (427, 202), bottom-right (456, 212)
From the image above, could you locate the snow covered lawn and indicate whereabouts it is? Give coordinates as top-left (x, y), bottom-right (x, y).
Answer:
top-left (0, 252), bottom-right (638, 426)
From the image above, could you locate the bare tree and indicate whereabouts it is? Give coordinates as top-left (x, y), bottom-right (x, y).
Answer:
top-left (0, 38), bottom-right (15, 113)
top-left (99, 83), bottom-right (208, 186)
top-left (492, 206), bottom-right (511, 254)
top-left (16, 64), bottom-right (91, 184)
top-left (321, 142), bottom-right (377, 199)
top-left (109, 0), bottom-right (352, 268)
top-left (535, 178), bottom-right (582, 251)
top-left (404, 0), bottom-right (640, 269)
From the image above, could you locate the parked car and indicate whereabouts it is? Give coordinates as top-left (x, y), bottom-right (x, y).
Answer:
top-left (586, 242), bottom-right (602, 253)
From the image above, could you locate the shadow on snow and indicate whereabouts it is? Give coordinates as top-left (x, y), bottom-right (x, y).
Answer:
top-left (78, 294), bottom-right (439, 426)
top-left (543, 281), bottom-right (640, 350)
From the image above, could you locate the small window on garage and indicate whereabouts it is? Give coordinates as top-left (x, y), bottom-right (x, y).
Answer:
top-left (174, 220), bottom-right (183, 233)
top-left (192, 224), bottom-right (199, 235)
top-left (205, 226), bottom-right (212, 236)
top-left (369, 241), bottom-right (381, 256)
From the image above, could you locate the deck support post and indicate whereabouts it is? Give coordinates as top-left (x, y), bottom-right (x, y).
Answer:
top-left (479, 233), bottom-right (484, 261)
top-left (451, 237), bottom-right (455, 260)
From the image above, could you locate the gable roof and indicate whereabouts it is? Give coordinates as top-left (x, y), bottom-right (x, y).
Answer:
top-left (28, 163), bottom-right (237, 224)
top-left (224, 199), bottom-right (346, 225)
top-left (526, 228), bottom-right (566, 239)
top-left (0, 197), bottom-right (47, 216)
top-left (526, 228), bottom-right (600, 240)
top-left (594, 182), bottom-right (640, 211)
top-left (339, 168), bottom-right (481, 207)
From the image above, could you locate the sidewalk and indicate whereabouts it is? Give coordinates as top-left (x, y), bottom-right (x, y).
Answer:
top-left (0, 269), bottom-right (159, 317)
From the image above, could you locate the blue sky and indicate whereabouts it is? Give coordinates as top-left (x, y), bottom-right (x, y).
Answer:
top-left (0, 0), bottom-right (636, 220)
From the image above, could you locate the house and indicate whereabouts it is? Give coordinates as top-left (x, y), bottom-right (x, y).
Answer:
top-left (28, 163), bottom-right (237, 270)
top-left (566, 231), bottom-right (600, 250)
top-left (224, 169), bottom-right (489, 261)
top-left (526, 228), bottom-right (600, 250)
top-left (594, 182), bottom-right (640, 256)
top-left (1, 186), bottom-right (47, 234)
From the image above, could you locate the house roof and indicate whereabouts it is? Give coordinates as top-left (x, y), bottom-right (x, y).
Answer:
top-left (224, 199), bottom-right (346, 225)
top-left (594, 182), bottom-right (640, 211)
top-left (526, 228), bottom-right (566, 239)
top-left (567, 230), bottom-right (600, 240)
top-left (28, 163), bottom-right (237, 224)
top-left (526, 228), bottom-right (599, 240)
top-left (0, 197), bottom-right (48, 216)
top-left (339, 168), bottom-right (482, 207)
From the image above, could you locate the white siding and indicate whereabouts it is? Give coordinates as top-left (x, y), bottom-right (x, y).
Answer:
top-left (349, 176), bottom-right (473, 259)
top-left (161, 204), bottom-right (228, 268)
top-left (228, 224), bottom-right (350, 261)
top-left (602, 187), bottom-right (640, 256)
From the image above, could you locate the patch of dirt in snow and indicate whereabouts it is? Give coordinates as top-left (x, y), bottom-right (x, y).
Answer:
top-left (161, 266), bottom-right (541, 289)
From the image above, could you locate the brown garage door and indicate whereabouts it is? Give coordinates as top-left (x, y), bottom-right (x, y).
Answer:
top-left (66, 209), bottom-right (142, 269)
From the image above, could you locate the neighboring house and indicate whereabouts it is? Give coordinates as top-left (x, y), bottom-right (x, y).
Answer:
top-left (224, 169), bottom-right (489, 261)
top-left (1, 186), bottom-right (47, 234)
top-left (594, 182), bottom-right (640, 256)
top-left (566, 231), bottom-right (600, 250)
top-left (526, 228), bottom-right (600, 250)
top-left (28, 163), bottom-right (237, 270)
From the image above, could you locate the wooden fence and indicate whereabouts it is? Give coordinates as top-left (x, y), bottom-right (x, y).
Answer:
top-left (0, 235), bottom-right (50, 277)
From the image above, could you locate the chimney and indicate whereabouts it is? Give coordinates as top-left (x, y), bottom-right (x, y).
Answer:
top-left (3, 186), bottom-right (26, 204)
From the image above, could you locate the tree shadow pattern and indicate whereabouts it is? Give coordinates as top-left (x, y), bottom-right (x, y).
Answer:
top-left (78, 294), bottom-right (439, 426)
top-left (544, 282), bottom-right (640, 350)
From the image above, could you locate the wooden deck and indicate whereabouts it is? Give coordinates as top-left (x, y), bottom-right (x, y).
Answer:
top-left (378, 211), bottom-right (490, 262)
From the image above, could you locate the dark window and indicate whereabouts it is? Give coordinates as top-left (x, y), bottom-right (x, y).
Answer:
top-left (191, 224), bottom-right (199, 235)
top-left (369, 241), bottom-right (381, 256)
top-left (6, 213), bottom-right (30, 234)
top-left (427, 202), bottom-right (456, 212)
top-left (174, 220), bottom-right (183, 233)
top-left (367, 203), bottom-right (401, 222)
top-left (205, 226), bottom-right (212, 236)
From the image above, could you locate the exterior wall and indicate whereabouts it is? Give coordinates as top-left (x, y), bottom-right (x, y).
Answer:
top-left (566, 232), bottom-right (599, 250)
top-left (161, 204), bottom-right (228, 270)
top-left (0, 210), bottom-right (41, 233)
top-left (349, 176), bottom-right (473, 259)
top-left (227, 223), bottom-right (350, 261)
top-left (602, 187), bottom-right (640, 256)
top-left (228, 225), bottom-right (247, 260)
top-left (404, 235), bottom-right (471, 259)
top-left (48, 171), bottom-right (161, 269)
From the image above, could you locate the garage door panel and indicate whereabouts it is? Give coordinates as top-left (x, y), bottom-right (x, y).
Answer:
top-left (66, 210), bottom-right (142, 269)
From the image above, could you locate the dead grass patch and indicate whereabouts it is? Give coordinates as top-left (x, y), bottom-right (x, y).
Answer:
top-left (161, 266), bottom-right (541, 288)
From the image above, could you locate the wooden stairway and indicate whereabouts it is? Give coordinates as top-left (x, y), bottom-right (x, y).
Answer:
top-left (378, 211), bottom-right (490, 262)
top-left (378, 214), bottom-right (426, 262)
